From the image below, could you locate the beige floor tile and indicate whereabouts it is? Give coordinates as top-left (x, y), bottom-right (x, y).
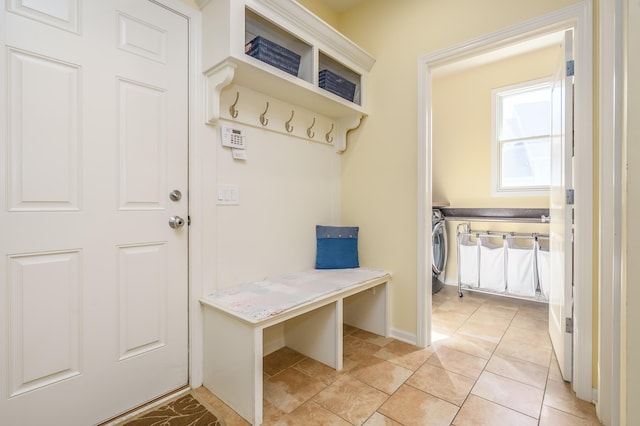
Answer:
top-left (484, 353), bottom-right (549, 389)
top-left (293, 357), bottom-right (342, 386)
top-left (477, 301), bottom-right (519, 319)
top-left (435, 299), bottom-right (482, 316)
top-left (374, 340), bottom-right (433, 371)
top-left (349, 355), bottom-right (413, 394)
top-left (313, 375), bottom-right (388, 425)
top-left (363, 412), bottom-right (404, 425)
top-left (263, 368), bottom-right (327, 414)
top-left (539, 405), bottom-right (602, 425)
top-left (269, 401), bottom-right (351, 426)
top-left (343, 323), bottom-right (358, 336)
top-left (543, 379), bottom-right (600, 421)
top-left (502, 324), bottom-right (552, 349)
top-left (495, 336), bottom-right (552, 367)
top-left (351, 329), bottom-right (395, 346)
top-left (456, 319), bottom-right (509, 344)
top-left (432, 310), bottom-right (472, 335)
top-left (435, 333), bottom-right (497, 360)
top-left (428, 346), bottom-right (487, 379)
top-left (471, 371), bottom-right (544, 419)
top-left (192, 387), bottom-right (250, 426)
top-left (547, 354), bottom-right (565, 382)
top-left (452, 394), bottom-right (538, 426)
top-left (511, 310), bottom-right (548, 330)
top-left (344, 334), bottom-right (383, 357)
top-left (468, 309), bottom-right (514, 329)
top-left (406, 363), bottom-right (475, 406)
top-left (262, 400), bottom-right (287, 425)
top-left (378, 384), bottom-right (459, 426)
top-left (263, 347), bottom-right (306, 376)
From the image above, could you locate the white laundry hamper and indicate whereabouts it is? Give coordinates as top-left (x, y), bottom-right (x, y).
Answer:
top-left (479, 236), bottom-right (506, 292)
top-left (506, 239), bottom-right (537, 297)
top-left (458, 234), bottom-right (479, 287)
top-left (536, 241), bottom-right (551, 300)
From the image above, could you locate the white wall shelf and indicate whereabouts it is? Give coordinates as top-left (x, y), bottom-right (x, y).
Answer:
top-left (198, 0), bottom-right (375, 152)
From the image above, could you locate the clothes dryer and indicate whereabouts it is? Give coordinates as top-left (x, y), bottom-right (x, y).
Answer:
top-left (432, 209), bottom-right (447, 293)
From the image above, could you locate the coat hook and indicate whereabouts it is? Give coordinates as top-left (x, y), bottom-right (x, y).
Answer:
top-left (229, 91), bottom-right (239, 118)
top-left (325, 123), bottom-right (334, 143)
top-left (259, 101), bottom-right (269, 126)
top-left (285, 110), bottom-right (295, 133)
top-left (307, 117), bottom-right (316, 138)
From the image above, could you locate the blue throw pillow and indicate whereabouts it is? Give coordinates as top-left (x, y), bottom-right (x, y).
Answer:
top-left (315, 225), bottom-right (359, 269)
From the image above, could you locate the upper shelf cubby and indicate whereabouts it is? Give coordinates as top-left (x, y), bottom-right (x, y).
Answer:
top-left (198, 0), bottom-right (375, 123)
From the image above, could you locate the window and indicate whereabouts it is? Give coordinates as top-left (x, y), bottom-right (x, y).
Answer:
top-left (493, 79), bottom-right (552, 195)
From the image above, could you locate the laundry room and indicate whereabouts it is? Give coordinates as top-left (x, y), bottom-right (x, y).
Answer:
top-left (431, 39), bottom-right (562, 301)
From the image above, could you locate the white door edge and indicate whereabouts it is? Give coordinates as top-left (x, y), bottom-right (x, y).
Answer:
top-left (417, 0), bottom-right (594, 401)
top-left (150, 0), bottom-right (206, 389)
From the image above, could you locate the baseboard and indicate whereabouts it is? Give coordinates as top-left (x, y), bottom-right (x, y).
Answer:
top-left (388, 327), bottom-right (417, 346)
top-left (263, 336), bottom-right (285, 355)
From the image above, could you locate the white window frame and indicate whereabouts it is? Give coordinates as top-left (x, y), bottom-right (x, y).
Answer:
top-left (491, 77), bottom-right (552, 197)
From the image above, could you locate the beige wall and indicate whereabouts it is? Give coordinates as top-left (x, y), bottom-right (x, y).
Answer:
top-left (432, 46), bottom-right (558, 282)
top-left (295, 0), bottom-right (340, 28)
top-left (331, 0), bottom-right (582, 336)
top-left (432, 47), bottom-right (558, 209)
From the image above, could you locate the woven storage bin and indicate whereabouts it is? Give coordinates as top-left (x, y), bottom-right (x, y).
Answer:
top-left (245, 36), bottom-right (301, 76)
top-left (319, 69), bottom-right (356, 101)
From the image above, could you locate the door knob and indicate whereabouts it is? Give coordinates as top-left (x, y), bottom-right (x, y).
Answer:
top-left (169, 216), bottom-right (185, 229)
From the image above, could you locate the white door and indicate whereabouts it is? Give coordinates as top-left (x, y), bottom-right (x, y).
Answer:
top-left (549, 29), bottom-right (574, 382)
top-left (0, 1), bottom-right (189, 424)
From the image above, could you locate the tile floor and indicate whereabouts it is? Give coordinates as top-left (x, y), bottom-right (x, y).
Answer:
top-left (195, 285), bottom-right (602, 425)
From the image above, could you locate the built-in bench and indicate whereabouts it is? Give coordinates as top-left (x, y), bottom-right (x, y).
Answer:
top-left (199, 267), bottom-right (392, 425)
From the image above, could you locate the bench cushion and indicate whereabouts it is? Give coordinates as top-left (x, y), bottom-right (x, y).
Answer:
top-left (204, 268), bottom-right (389, 323)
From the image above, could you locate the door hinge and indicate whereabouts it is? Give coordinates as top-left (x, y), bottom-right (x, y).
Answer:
top-left (566, 189), bottom-right (575, 205)
top-left (566, 317), bottom-right (574, 334)
top-left (187, 216), bottom-right (191, 226)
top-left (566, 60), bottom-right (575, 77)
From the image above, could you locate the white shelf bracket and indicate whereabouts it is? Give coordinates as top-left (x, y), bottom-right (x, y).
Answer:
top-left (335, 114), bottom-right (363, 153)
top-left (204, 60), bottom-right (237, 125)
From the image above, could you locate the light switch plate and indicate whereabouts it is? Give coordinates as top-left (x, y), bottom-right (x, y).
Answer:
top-left (216, 184), bottom-right (240, 205)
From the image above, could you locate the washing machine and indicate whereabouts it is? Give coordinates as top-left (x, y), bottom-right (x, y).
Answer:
top-left (432, 208), bottom-right (447, 294)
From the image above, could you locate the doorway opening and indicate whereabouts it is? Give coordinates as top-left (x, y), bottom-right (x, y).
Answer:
top-left (417, 2), bottom-right (593, 401)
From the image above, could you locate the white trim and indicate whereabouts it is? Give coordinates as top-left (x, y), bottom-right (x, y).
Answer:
top-left (417, 1), bottom-right (594, 401)
top-left (598, 0), bottom-right (623, 423)
top-left (389, 327), bottom-right (418, 346)
top-left (416, 57), bottom-right (431, 348)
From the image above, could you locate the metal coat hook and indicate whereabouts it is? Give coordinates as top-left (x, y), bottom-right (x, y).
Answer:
top-left (259, 102), bottom-right (270, 126)
top-left (285, 110), bottom-right (295, 133)
top-left (307, 117), bottom-right (316, 138)
top-left (229, 91), bottom-right (239, 118)
top-left (325, 123), bottom-right (334, 143)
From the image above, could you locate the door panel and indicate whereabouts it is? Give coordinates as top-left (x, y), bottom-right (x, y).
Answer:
top-left (0, 1), bottom-right (189, 424)
top-left (549, 29), bottom-right (574, 382)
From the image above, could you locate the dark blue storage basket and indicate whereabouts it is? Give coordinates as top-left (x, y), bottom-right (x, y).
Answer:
top-left (245, 36), bottom-right (301, 77)
top-left (319, 69), bottom-right (356, 102)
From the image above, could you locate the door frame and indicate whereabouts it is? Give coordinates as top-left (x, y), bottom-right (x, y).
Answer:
top-left (416, 1), bottom-right (594, 401)
top-left (597, 0), bottom-right (622, 423)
